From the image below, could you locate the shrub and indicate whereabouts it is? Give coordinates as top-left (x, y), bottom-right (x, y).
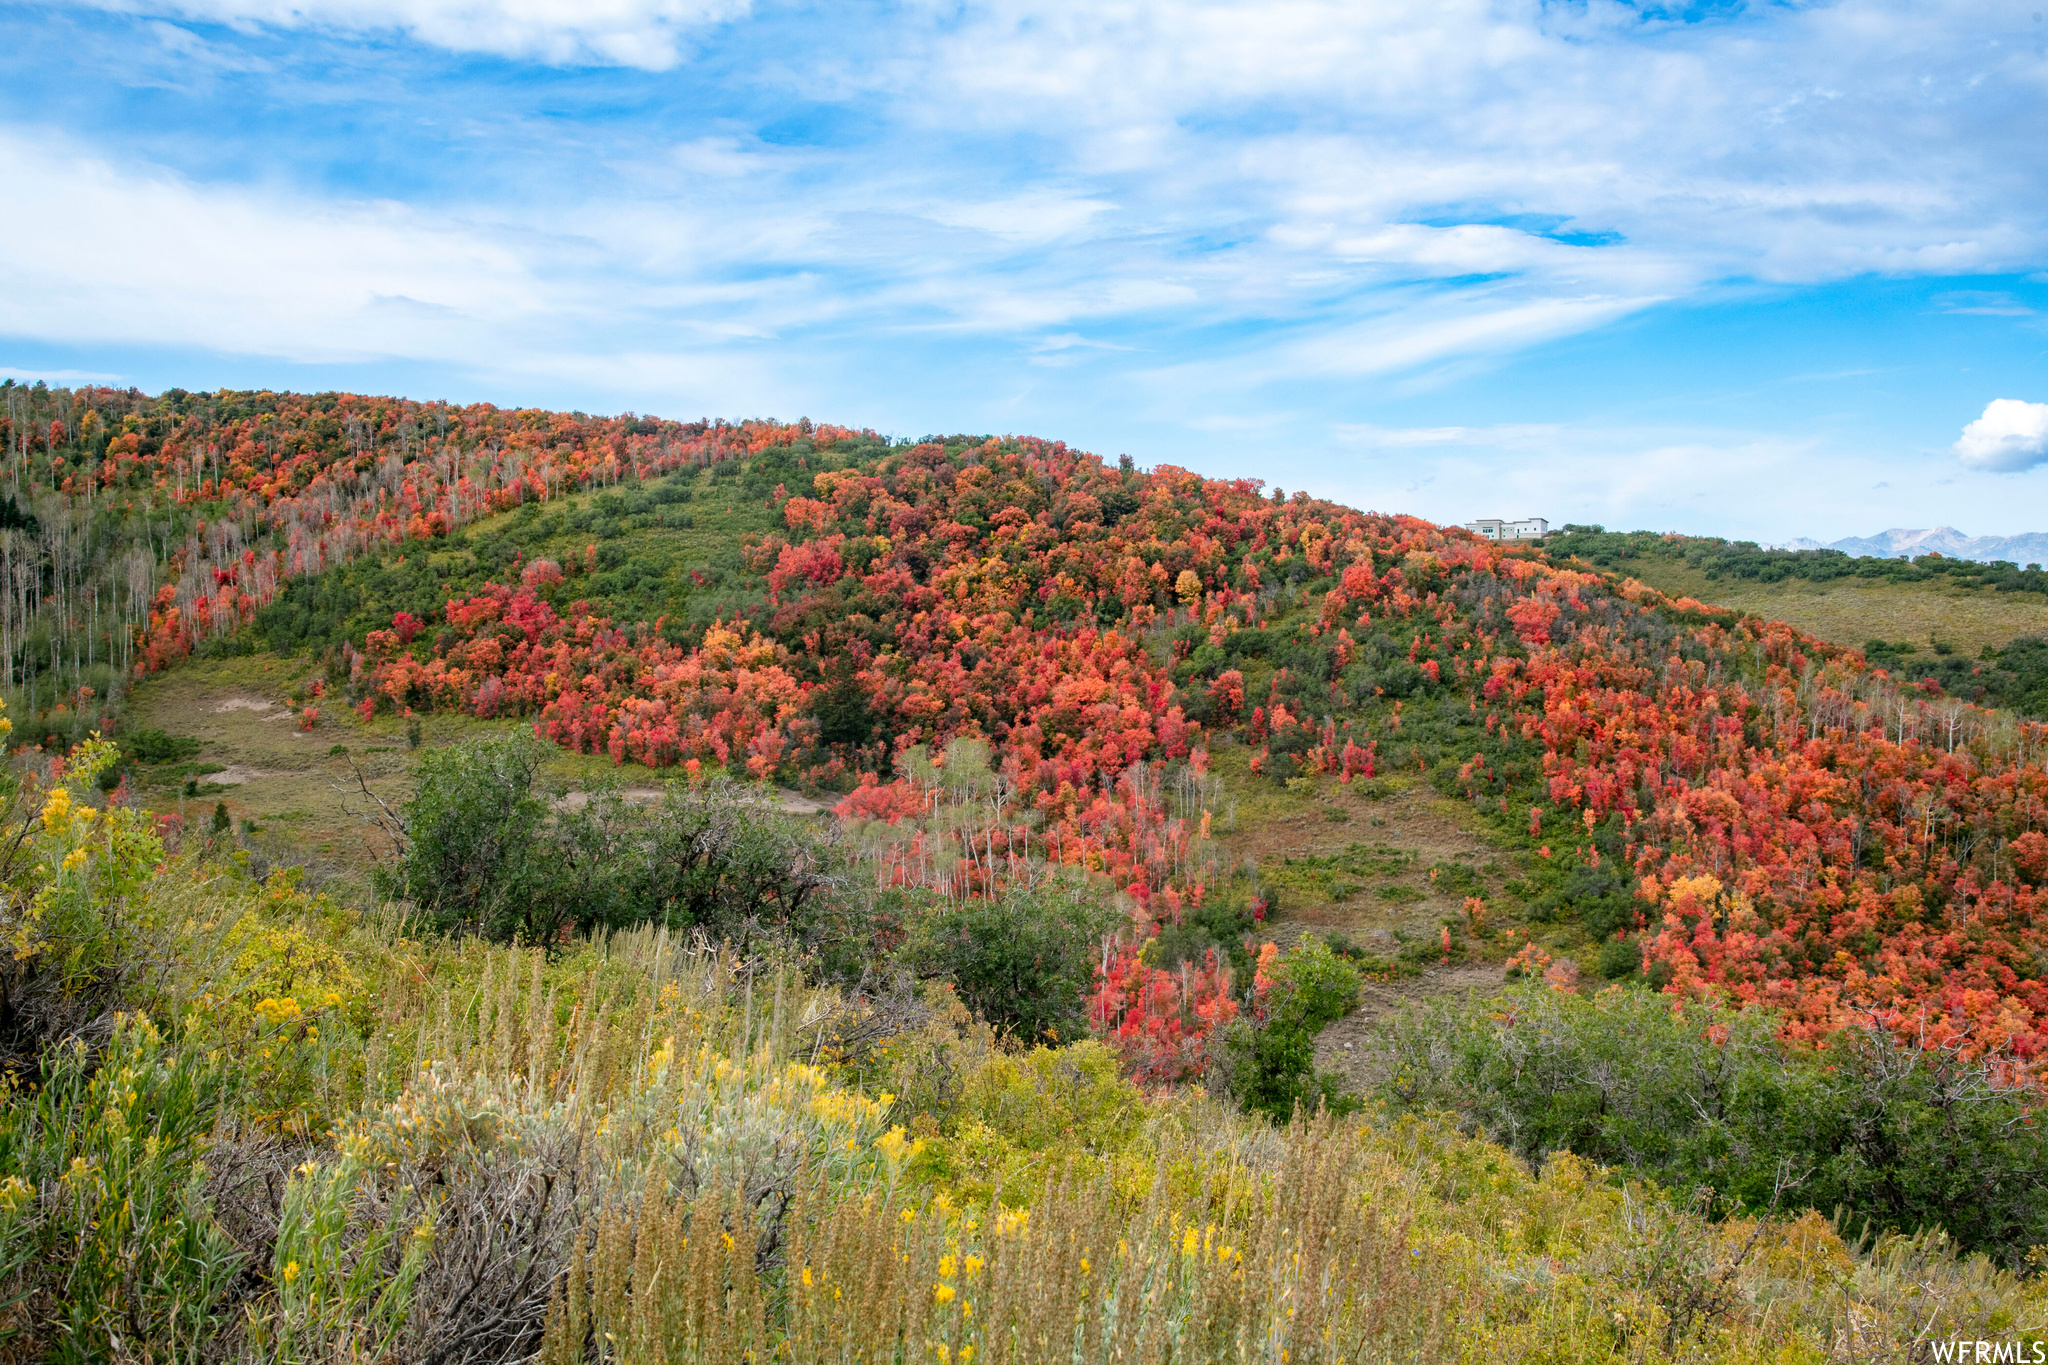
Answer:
top-left (383, 733), bottom-right (850, 951)
top-left (1371, 984), bottom-right (2048, 1264)
top-left (898, 886), bottom-right (1118, 1043)
top-left (1597, 934), bottom-right (1640, 979)
top-left (378, 730), bottom-right (571, 942)
top-left (630, 778), bottom-right (847, 955)
top-left (121, 728), bottom-right (202, 765)
top-left (1218, 936), bottom-right (1360, 1123)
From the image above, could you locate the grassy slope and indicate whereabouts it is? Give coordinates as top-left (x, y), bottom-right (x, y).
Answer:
top-left (1585, 554), bottom-right (2048, 656)
top-left (150, 460), bottom-right (2048, 1032)
top-left (118, 463), bottom-right (785, 878)
top-left (122, 467), bottom-right (2048, 1039)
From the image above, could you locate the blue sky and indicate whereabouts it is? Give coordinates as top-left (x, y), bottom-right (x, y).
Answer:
top-left (1, 0), bottom-right (2045, 542)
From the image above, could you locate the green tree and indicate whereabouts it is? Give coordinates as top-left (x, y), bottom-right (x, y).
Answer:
top-left (630, 778), bottom-right (844, 953)
top-left (378, 732), bottom-right (585, 942)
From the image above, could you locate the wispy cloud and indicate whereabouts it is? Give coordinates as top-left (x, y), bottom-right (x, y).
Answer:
top-left (1934, 290), bottom-right (2034, 316)
top-left (0, 0), bottom-right (2042, 539)
top-left (83, 0), bottom-right (747, 68)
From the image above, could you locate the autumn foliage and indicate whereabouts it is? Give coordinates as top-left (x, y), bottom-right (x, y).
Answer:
top-left (317, 427), bottom-right (2048, 1067)
top-left (10, 386), bottom-right (2048, 1074)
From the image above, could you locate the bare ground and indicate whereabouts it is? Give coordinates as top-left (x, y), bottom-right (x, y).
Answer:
top-left (1217, 769), bottom-right (1517, 1073)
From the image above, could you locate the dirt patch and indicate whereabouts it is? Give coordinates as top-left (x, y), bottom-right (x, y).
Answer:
top-left (771, 790), bottom-right (830, 817)
top-left (1225, 780), bottom-right (1496, 870)
top-left (557, 787), bottom-right (666, 812)
top-left (213, 764), bottom-right (294, 785)
top-left (211, 695), bottom-right (296, 722)
top-left (1315, 962), bottom-right (1501, 1091)
top-left (555, 787), bottom-right (831, 816)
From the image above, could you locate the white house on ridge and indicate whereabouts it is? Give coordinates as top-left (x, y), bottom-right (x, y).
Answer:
top-left (1463, 517), bottom-right (1549, 541)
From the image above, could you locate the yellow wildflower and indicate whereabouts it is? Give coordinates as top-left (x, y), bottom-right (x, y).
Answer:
top-left (934, 1283), bottom-right (955, 1305)
top-left (282, 1261), bottom-right (301, 1284)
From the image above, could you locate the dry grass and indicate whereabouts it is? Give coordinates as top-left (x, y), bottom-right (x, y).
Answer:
top-left (1615, 558), bottom-right (2048, 655)
top-left (118, 653), bottom-right (647, 884)
top-left (7, 855), bottom-right (2042, 1364)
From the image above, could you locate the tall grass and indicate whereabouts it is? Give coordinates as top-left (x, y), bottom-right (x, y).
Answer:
top-left (0, 822), bottom-right (2042, 1360)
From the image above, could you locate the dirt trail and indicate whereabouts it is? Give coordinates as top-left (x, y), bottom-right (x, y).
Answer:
top-left (557, 787), bottom-right (830, 816)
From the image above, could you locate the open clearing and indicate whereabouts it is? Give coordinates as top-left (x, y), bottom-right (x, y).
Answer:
top-left (121, 655), bottom-right (613, 884)
top-left (1210, 746), bottom-right (1515, 1038)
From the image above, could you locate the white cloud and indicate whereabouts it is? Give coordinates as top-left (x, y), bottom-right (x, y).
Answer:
top-left (1299, 295), bottom-right (1661, 378)
top-left (87, 0), bottom-right (745, 67)
top-left (0, 132), bottom-right (541, 362)
top-left (9, 0), bottom-right (2048, 524)
top-left (891, 0), bottom-right (2048, 290)
top-left (1934, 290), bottom-right (2033, 316)
top-left (1954, 399), bottom-right (2048, 472)
top-left (0, 365), bottom-right (127, 385)
top-left (1308, 420), bottom-right (1985, 543)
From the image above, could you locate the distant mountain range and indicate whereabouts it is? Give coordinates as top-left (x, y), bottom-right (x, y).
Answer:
top-left (1769, 527), bottom-right (2048, 565)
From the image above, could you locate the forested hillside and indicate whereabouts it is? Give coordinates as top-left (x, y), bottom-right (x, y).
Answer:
top-left (5, 381), bottom-right (2048, 1077)
top-left (1, 383), bottom-right (2044, 1359)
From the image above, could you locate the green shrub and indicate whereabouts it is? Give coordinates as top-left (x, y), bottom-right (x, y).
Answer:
top-left (384, 733), bottom-right (850, 951)
top-left (897, 886), bottom-right (1117, 1044)
top-left (378, 731), bottom-right (570, 941)
top-left (1596, 935), bottom-right (1640, 979)
top-left (1219, 936), bottom-right (1360, 1123)
top-left (630, 778), bottom-right (847, 953)
top-left (1372, 984), bottom-right (2048, 1264)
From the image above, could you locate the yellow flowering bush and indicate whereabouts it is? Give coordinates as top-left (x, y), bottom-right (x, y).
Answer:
top-left (0, 1015), bottom-right (240, 1355)
top-left (4, 729), bottom-right (161, 980)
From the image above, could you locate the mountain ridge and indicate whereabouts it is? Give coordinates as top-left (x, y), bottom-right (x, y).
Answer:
top-left (1773, 526), bottom-right (2048, 563)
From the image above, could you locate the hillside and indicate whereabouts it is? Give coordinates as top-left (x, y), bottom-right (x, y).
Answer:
top-left (1, 385), bottom-right (2045, 1359)
top-left (1549, 526), bottom-right (2048, 715)
top-left (8, 383), bottom-right (2048, 1073)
